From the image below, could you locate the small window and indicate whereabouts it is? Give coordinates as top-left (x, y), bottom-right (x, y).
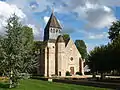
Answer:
top-left (70, 57), bottom-right (73, 61)
top-left (51, 29), bottom-right (52, 32)
top-left (59, 30), bottom-right (61, 33)
top-left (59, 71), bottom-right (61, 76)
top-left (56, 29), bottom-right (58, 33)
top-left (53, 29), bottom-right (55, 33)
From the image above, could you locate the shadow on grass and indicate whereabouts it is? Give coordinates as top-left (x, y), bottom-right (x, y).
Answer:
top-left (0, 83), bottom-right (9, 88)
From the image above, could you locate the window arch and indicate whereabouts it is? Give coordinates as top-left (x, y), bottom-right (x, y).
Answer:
top-left (70, 57), bottom-right (73, 61)
top-left (56, 29), bottom-right (58, 33)
top-left (53, 29), bottom-right (55, 33)
top-left (51, 28), bottom-right (52, 33)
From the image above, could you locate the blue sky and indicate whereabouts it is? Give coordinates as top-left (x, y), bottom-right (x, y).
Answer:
top-left (0, 0), bottom-right (120, 51)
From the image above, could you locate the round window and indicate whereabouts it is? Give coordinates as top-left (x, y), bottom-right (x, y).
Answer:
top-left (70, 57), bottom-right (73, 61)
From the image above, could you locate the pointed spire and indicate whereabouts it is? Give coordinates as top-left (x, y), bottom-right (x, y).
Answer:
top-left (45, 9), bottom-right (62, 29)
top-left (52, 8), bottom-right (54, 14)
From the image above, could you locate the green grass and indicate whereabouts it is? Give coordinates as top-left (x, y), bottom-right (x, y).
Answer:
top-left (0, 79), bottom-right (109, 90)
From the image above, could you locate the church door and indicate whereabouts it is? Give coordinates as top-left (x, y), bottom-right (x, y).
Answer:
top-left (70, 67), bottom-right (74, 75)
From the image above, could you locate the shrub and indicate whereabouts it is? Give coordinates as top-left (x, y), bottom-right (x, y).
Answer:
top-left (76, 72), bottom-right (82, 75)
top-left (66, 71), bottom-right (71, 76)
top-left (0, 77), bottom-right (9, 83)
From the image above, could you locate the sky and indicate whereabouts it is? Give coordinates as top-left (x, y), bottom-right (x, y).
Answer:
top-left (0, 0), bottom-right (120, 52)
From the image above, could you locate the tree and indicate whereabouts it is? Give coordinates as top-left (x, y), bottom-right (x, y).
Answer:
top-left (0, 14), bottom-right (36, 88)
top-left (20, 26), bottom-right (36, 73)
top-left (108, 21), bottom-right (120, 41)
top-left (108, 20), bottom-right (120, 73)
top-left (75, 40), bottom-right (87, 60)
top-left (88, 20), bottom-right (120, 79)
top-left (63, 34), bottom-right (70, 42)
top-left (88, 44), bottom-right (119, 79)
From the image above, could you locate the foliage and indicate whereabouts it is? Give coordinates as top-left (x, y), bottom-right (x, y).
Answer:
top-left (0, 77), bottom-right (9, 83)
top-left (75, 40), bottom-right (88, 60)
top-left (0, 14), bottom-right (36, 88)
top-left (108, 21), bottom-right (120, 41)
top-left (66, 71), bottom-right (71, 76)
top-left (88, 39), bottom-right (120, 78)
top-left (76, 72), bottom-right (82, 75)
top-left (88, 20), bottom-right (120, 79)
top-left (63, 34), bottom-right (70, 42)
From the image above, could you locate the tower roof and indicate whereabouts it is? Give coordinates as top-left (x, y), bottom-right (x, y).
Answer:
top-left (45, 11), bottom-right (62, 29)
top-left (57, 35), bottom-right (64, 42)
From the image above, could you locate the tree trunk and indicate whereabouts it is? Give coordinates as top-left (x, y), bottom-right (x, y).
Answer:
top-left (9, 70), bottom-right (13, 88)
top-left (9, 78), bottom-right (12, 88)
top-left (92, 72), bottom-right (96, 78)
top-left (100, 72), bottom-right (105, 80)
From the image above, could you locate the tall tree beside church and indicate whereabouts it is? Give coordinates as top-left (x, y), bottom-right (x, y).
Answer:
top-left (108, 21), bottom-right (120, 41)
top-left (108, 20), bottom-right (120, 70)
top-left (63, 34), bottom-right (70, 42)
top-left (0, 14), bottom-right (36, 88)
top-left (75, 40), bottom-right (87, 60)
top-left (21, 26), bottom-right (37, 73)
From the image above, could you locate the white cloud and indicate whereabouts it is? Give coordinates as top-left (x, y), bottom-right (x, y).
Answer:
top-left (27, 24), bottom-right (41, 40)
top-left (0, 1), bottom-right (26, 35)
top-left (4, 0), bottom-right (119, 30)
top-left (54, 0), bottom-right (117, 29)
top-left (2, 0), bottom-right (119, 41)
top-left (44, 16), bottom-right (50, 24)
top-left (0, 1), bottom-right (41, 40)
top-left (88, 32), bottom-right (108, 39)
top-left (84, 4), bottom-right (116, 29)
top-left (78, 30), bottom-right (108, 40)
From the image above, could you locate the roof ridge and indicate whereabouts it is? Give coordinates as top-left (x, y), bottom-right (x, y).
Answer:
top-left (45, 12), bottom-right (62, 29)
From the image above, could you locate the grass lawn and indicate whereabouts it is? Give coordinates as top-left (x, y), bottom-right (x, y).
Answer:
top-left (0, 79), bottom-right (109, 90)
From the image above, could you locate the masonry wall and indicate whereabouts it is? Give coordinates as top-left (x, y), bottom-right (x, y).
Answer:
top-left (65, 39), bottom-right (82, 75)
top-left (47, 42), bottom-right (56, 77)
top-left (39, 49), bottom-right (45, 76)
top-left (57, 42), bottom-right (66, 76)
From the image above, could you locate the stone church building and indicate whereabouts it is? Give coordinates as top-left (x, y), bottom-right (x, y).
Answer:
top-left (39, 11), bottom-right (84, 77)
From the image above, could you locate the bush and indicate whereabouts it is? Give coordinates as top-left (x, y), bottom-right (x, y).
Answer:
top-left (0, 77), bottom-right (9, 83)
top-left (66, 71), bottom-right (71, 76)
top-left (84, 71), bottom-right (91, 75)
top-left (19, 73), bottom-right (30, 79)
top-left (76, 72), bottom-right (82, 75)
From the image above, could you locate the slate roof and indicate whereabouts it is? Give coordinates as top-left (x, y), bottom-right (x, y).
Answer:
top-left (45, 12), bottom-right (62, 29)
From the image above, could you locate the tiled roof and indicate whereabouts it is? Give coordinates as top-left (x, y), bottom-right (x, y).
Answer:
top-left (45, 12), bottom-right (62, 29)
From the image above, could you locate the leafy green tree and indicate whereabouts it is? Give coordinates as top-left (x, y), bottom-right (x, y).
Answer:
top-left (75, 40), bottom-right (87, 60)
top-left (63, 34), bottom-right (70, 42)
top-left (108, 21), bottom-right (120, 41)
top-left (88, 20), bottom-right (120, 79)
top-left (0, 14), bottom-right (36, 88)
top-left (108, 20), bottom-right (120, 73)
top-left (88, 45), bottom-right (113, 79)
top-left (20, 26), bottom-right (36, 73)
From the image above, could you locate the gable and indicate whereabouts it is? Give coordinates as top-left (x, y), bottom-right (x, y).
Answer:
top-left (65, 39), bottom-right (81, 58)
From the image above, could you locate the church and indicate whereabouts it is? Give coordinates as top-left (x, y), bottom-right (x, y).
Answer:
top-left (38, 11), bottom-right (84, 77)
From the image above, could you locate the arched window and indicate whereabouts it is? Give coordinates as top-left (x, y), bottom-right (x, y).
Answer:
top-left (53, 29), bottom-right (55, 33)
top-left (59, 30), bottom-right (61, 33)
top-left (51, 28), bottom-right (52, 33)
top-left (70, 57), bottom-right (73, 61)
top-left (56, 29), bottom-right (58, 33)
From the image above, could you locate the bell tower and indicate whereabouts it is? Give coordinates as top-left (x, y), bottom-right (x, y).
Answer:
top-left (44, 10), bottom-right (62, 41)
